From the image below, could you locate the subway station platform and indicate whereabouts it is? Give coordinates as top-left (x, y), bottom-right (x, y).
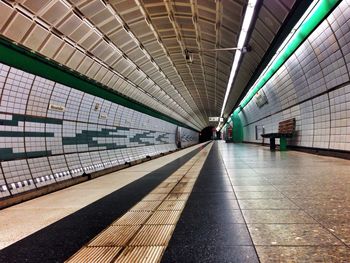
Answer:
top-left (1, 141), bottom-right (350, 262)
top-left (2, 1), bottom-right (350, 262)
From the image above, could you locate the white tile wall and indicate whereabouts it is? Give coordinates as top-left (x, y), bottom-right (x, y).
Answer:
top-left (26, 77), bottom-right (54, 117)
top-left (0, 167), bottom-right (10, 198)
top-left (329, 84), bottom-right (350, 150)
top-left (0, 68), bottom-right (34, 114)
top-left (239, 2), bottom-right (350, 151)
top-left (0, 62), bottom-right (198, 198)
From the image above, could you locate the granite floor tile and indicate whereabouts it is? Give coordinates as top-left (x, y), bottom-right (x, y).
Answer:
top-left (276, 185), bottom-right (350, 192)
top-left (235, 191), bottom-right (285, 199)
top-left (165, 141), bottom-right (350, 262)
top-left (242, 209), bottom-right (318, 224)
top-left (223, 163), bottom-right (250, 169)
top-left (256, 245), bottom-right (350, 263)
top-left (283, 190), bottom-right (350, 200)
top-left (247, 223), bottom-right (342, 246)
top-left (226, 169), bottom-right (259, 177)
top-left (231, 181), bottom-right (272, 186)
top-left (234, 185), bottom-right (277, 192)
top-left (238, 199), bottom-right (299, 210)
top-left (312, 212), bottom-right (350, 224)
top-left (324, 223), bottom-right (350, 245)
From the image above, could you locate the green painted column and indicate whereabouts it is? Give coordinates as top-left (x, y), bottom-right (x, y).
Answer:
top-left (232, 112), bottom-right (243, 143)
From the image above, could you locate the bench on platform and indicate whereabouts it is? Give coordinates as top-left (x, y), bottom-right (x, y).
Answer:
top-left (261, 118), bottom-right (295, 151)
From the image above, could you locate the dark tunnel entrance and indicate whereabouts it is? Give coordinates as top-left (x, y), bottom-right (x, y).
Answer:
top-left (199, 126), bottom-right (220, 142)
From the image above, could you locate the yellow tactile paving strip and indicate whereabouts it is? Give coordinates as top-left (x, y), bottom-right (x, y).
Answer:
top-left (66, 143), bottom-right (212, 263)
top-left (129, 225), bottom-right (175, 246)
top-left (67, 247), bottom-right (122, 263)
top-left (146, 210), bottom-right (182, 225)
top-left (117, 246), bottom-right (164, 263)
top-left (112, 212), bottom-right (152, 226)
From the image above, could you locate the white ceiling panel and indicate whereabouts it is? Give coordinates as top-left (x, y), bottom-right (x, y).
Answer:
top-left (0, 0), bottom-right (300, 130)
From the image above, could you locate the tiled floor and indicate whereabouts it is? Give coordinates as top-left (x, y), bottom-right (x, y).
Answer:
top-left (162, 142), bottom-right (259, 263)
top-left (0, 143), bottom-right (207, 262)
top-left (163, 141), bottom-right (350, 262)
top-left (0, 143), bottom-right (209, 250)
top-left (1, 140), bottom-right (350, 262)
top-left (67, 143), bottom-right (213, 262)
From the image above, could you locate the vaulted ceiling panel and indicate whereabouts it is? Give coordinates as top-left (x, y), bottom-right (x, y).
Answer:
top-left (0, 0), bottom-right (300, 130)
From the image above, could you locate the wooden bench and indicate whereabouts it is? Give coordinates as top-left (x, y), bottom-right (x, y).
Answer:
top-left (261, 118), bottom-right (295, 151)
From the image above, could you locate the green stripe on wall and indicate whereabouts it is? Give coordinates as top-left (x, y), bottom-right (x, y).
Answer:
top-left (236, 0), bottom-right (341, 113)
top-left (0, 37), bottom-right (198, 132)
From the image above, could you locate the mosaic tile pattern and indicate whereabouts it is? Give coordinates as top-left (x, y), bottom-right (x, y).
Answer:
top-left (239, 1), bottom-right (350, 151)
top-left (0, 64), bottom-right (198, 198)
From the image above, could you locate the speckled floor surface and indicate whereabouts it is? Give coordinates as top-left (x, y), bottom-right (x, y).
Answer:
top-left (163, 141), bottom-right (350, 262)
top-left (1, 141), bottom-right (350, 262)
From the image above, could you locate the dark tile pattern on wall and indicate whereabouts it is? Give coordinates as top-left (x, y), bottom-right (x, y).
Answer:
top-left (0, 63), bottom-right (199, 199)
top-left (0, 112), bottom-right (174, 162)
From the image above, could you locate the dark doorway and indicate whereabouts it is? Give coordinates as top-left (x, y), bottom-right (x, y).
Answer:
top-left (199, 126), bottom-right (215, 142)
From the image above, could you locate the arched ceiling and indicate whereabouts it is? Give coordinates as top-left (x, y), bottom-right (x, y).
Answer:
top-left (0, 0), bottom-right (298, 130)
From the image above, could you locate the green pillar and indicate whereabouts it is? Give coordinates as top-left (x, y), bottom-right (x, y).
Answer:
top-left (232, 112), bottom-right (243, 143)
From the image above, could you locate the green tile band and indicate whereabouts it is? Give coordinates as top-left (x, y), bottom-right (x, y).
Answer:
top-left (0, 37), bottom-right (198, 132)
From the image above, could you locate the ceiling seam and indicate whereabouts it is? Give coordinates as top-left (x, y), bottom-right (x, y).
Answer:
top-left (133, 0), bottom-right (207, 127)
top-left (163, 0), bottom-right (209, 123)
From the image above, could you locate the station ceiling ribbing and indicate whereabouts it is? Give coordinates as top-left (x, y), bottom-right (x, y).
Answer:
top-left (0, 0), bottom-right (298, 129)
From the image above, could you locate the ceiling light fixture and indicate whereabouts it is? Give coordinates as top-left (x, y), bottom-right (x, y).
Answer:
top-left (216, 0), bottom-right (258, 129)
top-left (187, 46), bottom-right (250, 53)
top-left (184, 46), bottom-right (250, 64)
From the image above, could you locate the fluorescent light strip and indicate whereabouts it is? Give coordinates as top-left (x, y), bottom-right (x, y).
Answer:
top-left (239, 0), bottom-right (340, 113)
top-left (239, 0), bottom-right (321, 111)
top-left (218, 0), bottom-right (258, 129)
top-left (220, 0), bottom-right (340, 131)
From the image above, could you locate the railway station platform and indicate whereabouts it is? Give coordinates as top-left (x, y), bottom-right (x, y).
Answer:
top-left (1, 141), bottom-right (350, 262)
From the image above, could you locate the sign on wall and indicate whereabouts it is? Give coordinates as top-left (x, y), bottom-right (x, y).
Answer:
top-left (209, 117), bottom-right (224, 122)
top-left (49, 104), bottom-right (65, 112)
top-left (254, 90), bottom-right (268, 108)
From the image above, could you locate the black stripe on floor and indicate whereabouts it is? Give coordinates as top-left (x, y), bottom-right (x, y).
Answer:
top-left (0, 145), bottom-right (206, 263)
top-left (161, 142), bottom-right (260, 263)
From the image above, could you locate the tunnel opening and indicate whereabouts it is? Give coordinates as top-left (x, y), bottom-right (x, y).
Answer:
top-left (199, 126), bottom-right (218, 142)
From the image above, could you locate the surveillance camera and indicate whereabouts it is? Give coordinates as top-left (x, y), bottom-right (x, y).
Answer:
top-left (184, 49), bottom-right (193, 63)
top-left (241, 45), bottom-right (252, 53)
